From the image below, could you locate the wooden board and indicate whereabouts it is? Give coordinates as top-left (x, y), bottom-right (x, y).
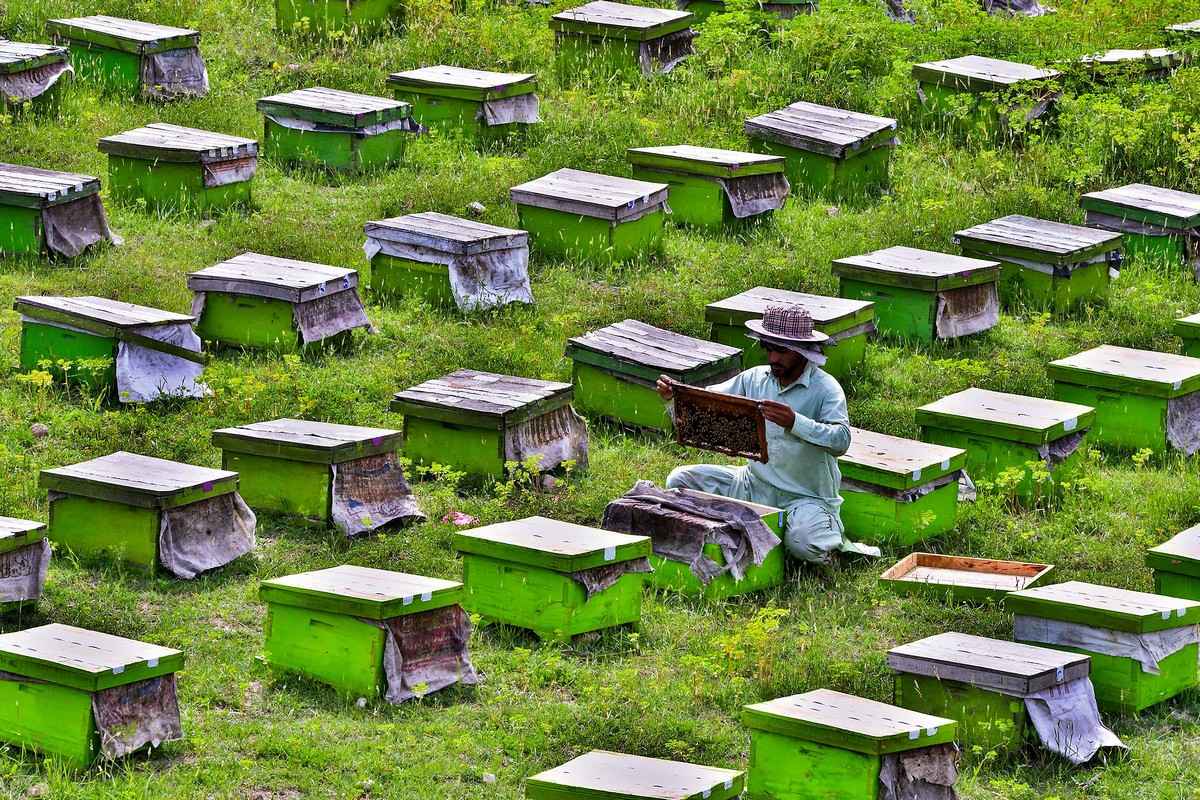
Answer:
top-left (1006, 580), bottom-right (1200, 633)
top-left (1079, 183), bottom-right (1200, 229)
top-left (98, 123), bottom-right (258, 164)
top-left (1048, 345), bottom-right (1200, 398)
top-left (915, 387), bottom-right (1095, 445)
top-left (212, 418), bottom-right (402, 464)
top-left (364, 212), bottom-right (527, 256)
top-left (550, 1), bottom-right (693, 41)
top-left (1080, 48), bottom-right (1182, 69)
top-left (880, 553), bottom-right (1053, 600)
top-left (743, 101), bottom-right (898, 159)
top-left (45, 15), bottom-right (199, 54)
top-left (390, 369), bottom-right (574, 429)
top-left (840, 427), bottom-right (965, 490)
top-left (525, 750), bottom-right (744, 800)
top-left (0, 41), bottom-right (69, 73)
top-left (1146, 524), bottom-right (1200, 576)
top-left (187, 252), bottom-right (358, 303)
top-left (0, 163), bottom-right (99, 208)
top-left (705, 287), bottom-right (874, 330)
top-left (258, 86), bottom-right (411, 127)
top-left (454, 515), bottom-right (651, 572)
top-left (510, 168), bottom-right (669, 221)
top-left (886, 632), bottom-right (1090, 695)
top-left (911, 55), bottom-right (1062, 92)
top-left (40, 451), bottom-right (238, 508)
top-left (0, 516), bottom-right (46, 557)
top-left (259, 565), bottom-right (461, 620)
top-left (0, 623), bottom-right (183, 692)
top-left (14, 295), bottom-right (193, 331)
top-left (954, 215), bottom-right (1123, 266)
top-left (673, 384), bottom-right (767, 462)
top-left (386, 65), bottom-right (536, 98)
top-left (566, 319), bottom-right (741, 383)
top-left (743, 689), bottom-right (957, 756)
top-left (1167, 20), bottom-right (1200, 34)
top-left (832, 246), bottom-right (1000, 292)
top-left (626, 145), bottom-right (784, 179)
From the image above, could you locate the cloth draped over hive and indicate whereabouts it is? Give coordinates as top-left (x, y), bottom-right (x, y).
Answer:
top-left (0, 539), bottom-right (50, 604)
top-left (330, 452), bottom-right (426, 536)
top-left (359, 605), bottom-right (478, 703)
top-left (480, 93), bottom-right (542, 126)
top-left (883, 0), bottom-right (917, 23)
top-left (1084, 211), bottom-right (1200, 280)
top-left (1014, 615), bottom-right (1200, 676)
top-left (362, 235), bottom-right (534, 312)
top-left (504, 404), bottom-right (590, 473)
top-left (1167, 391), bottom-right (1200, 455)
top-left (92, 674), bottom-right (185, 758)
top-left (40, 194), bottom-right (121, 258)
top-left (934, 283), bottom-right (1000, 339)
top-left (568, 557), bottom-right (654, 597)
top-left (638, 29), bottom-right (695, 75)
top-left (983, 0), bottom-right (1053, 16)
top-left (0, 60), bottom-right (73, 103)
top-left (1023, 677), bottom-right (1127, 764)
top-left (841, 471), bottom-right (960, 504)
top-left (140, 47), bottom-right (209, 100)
top-left (878, 743), bottom-right (959, 800)
top-left (264, 114), bottom-right (424, 137)
top-left (189, 289), bottom-right (374, 347)
top-left (158, 492), bottom-right (257, 579)
top-left (202, 157), bottom-right (257, 189)
top-left (716, 173), bottom-right (791, 218)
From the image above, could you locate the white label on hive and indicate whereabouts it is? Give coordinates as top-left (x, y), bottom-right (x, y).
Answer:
top-left (112, 666), bottom-right (124, 675)
top-left (702, 792), bottom-right (710, 799)
top-left (925, 727), bottom-right (937, 736)
top-left (912, 468), bottom-right (922, 482)
top-left (46, 191), bottom-right (56, 201)
top-left (1162, 610), bottom-right (1171, 620)
top-left (604, 546), bottom-right (616, 561)
top-left (148, 658), bottom-right (159, 668)
top-left (421, 592), bottom-right (432, 602)
top-left (941, 459), bottom-right (950, 471)
top-left (1055, 666), bottom-right (1063, 682)
top-left (403, 595), bottom-right (414, 605)
top-left (908, 730), bottom-right (919, 740)
top-left (1174, 380), bottom-right (1182, 391)
top-left (724, 780), bottom-right (733, 790)
top-left (1178, 608), bottom-right (1187, 617)
top-left (1063, 417), bottom-right (1077, 431)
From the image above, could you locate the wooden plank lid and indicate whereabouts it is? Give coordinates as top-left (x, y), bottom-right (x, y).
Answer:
top-left (550, 1), bottom-right (693, 40)
top-left (525, 750), bottom-right (744, 800)
top-left (566, 319), bottom-right (741, 384)
top-left (510, 168), bottom-right (669, 221)
top-left (390, 369), bottom-right (574, 429)
top-left (453, 516), bottom-right (651, 572)
top-left (627, 145), bottom-right (784, 179)
top-left (260, 565), bottom-right (462, 620)
top-left (840, 427), bottom-right (965, 490)
top-left (1006, 580), bottom-right (1200, 633)
top-left (1048, 345), bottom-right (1200, 398)
top-left (187, 252), bottom-right (358, 303)
top-left (212, 418), bottom-right (402, 465)
top-left (915, 387), bottom-right (1095, 445)
top-left (1080, 183), bottom-right (1200, 229)
top-left (1147, 524), bottom-right (1200, 577)
top-left (832, 246), bottom-right (1000, 292)
top-left (98, 123), bottom-right (258, 164)
top-left (1167, 20), bottom-right (1200, 34)
top-left (1080, 48), bottom-right (1182, 69)
top-left (911, 55), bottom-right (1061, 92)
top-left (40, 451), bottom-right (238, 509)
top-left (705, 286), bottom-right (874, 332)
top-left (0, 516), bottom-right (47, 558)
top-left (0, 163), bottom-right (99, 207)
top-left (45, 15), bottom-right (200, 54)
top-left (879, 553), bottom-right (1054, 603)
top-left (15, 295), bottom-right (194, 331)
top-left (954, 215), bottom-right (1123, 265)
top-left (386, 65), bottom-right (536, 99)
top-left (744, 101), bottom-right (898, 159)
top-left (743, 689), bottom-right (957, 755)
top-left (887, 632), bottom-right (1090, 696)
top-left (0, 41), bottom-right (69, 73)
top-left (0, 623), bottom-right (183, 692)
top-left (364, 212), bottom-right (527, 256)
top-left (258, 87), bottom-right (412, 127)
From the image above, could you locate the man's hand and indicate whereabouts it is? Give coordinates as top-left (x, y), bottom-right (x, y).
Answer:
top-left (656, 374), bottom-right (676, 401)
top-left (758, 400), bottom-right (796, 430)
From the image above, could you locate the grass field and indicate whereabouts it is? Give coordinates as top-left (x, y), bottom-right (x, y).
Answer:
top-left (4, 0), bottom-right (1200, 797)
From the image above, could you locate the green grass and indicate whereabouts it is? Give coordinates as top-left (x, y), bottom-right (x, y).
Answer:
top-left (4, 0), bottom-right (1200, 796)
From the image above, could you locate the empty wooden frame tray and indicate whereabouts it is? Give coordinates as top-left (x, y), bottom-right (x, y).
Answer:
top-left (879, 552), bottom-right (1054, 604)
top-left (674, 384), bottom-right (768, 462)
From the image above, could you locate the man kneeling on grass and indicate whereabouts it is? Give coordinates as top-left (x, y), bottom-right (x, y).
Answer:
top-left (656, 304), bottom-right (879, 565)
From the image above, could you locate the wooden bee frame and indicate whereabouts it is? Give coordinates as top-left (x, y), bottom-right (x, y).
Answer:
top-left (673, 384), bottom-right (768, 462)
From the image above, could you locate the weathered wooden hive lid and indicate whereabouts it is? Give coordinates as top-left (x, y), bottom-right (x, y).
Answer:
top-left (915, 387), bottom-right (1095, 445)
top-left (886, 632), bottom-right (1091, 695)
top-left (954, 214), bottom-right (1123, 265)
top-left (14, 295), bottom-right (195, 331)
top-left (390, 369), bottom-right (574, 429)
top-left (509, 168), bottom-right (669, 221)
top-left (1006, 580), bottom-right (1200, 633)
top-left (187, 252), bottom-right (358, 303)
top-left (1048, 345), bottom-right (1200, 398)
top-left (1146, 523), bottom-right (1200, 576)
top-left (1080, 48), bottom-right (1182, 69)
top-left (840, 427), bottom-right (966, 489)
top-left (364, 212), bottom-right (527, 256)
top-left (879, 553), bottom-right (1054, 603)
top-left (705, 286), bottom-right (874, 331)
top-left (744, 101), bottom-right (898, 159)
top-left (743, 688), bottom-right (957, 754)
top-left (0, 517), bottom-right (47, 557)
top-left (911, 55), bottom-right (1062, 92)
top-left (0, 623), bottom-right (184, 692)
top-left (386, 65), bottom-right (537, 99)
top-left (1080, 183), bottom-right (1200, 228)
top-left (550, 1), bottom-right (694, 40)
top-left (626, 145), bottom-right (785, 179)
top-left (0, 164), bottom-right (100, 208)
top-left (453, 515), bottom-right (651, 572)
top-left (45, 15), bottom-right (200, 55)
top-left (0, 41), bottom-right (69, 73)
top-left (525, 750), bottom-right (745, 800)
top-left (40, 451), bottom-right (238, 509)
top-left (98, 123), bottom-right (258, 164)
top-left (831, 246), bottom-right (1001, 292)
top-left (259, 565), bottom-right (463, 620)
top-left (567, 318), bottom-right (741, 384)
top-left (212, 418), bottom-right (403, 464)
top-left (257, 86), bottom-right (412, 128)
top-left (1166, 20), bottom-right (1200, 34)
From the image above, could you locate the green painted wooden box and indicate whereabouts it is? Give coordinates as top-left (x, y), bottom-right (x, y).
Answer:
top-left (1079, 183), bottom-right (1200, 274)
top-left (363, 212), bottom-right (531, 310)
top-left (276, 0), bottom-right (403, 38)
top-left (45, 15), bottom-right (207, 99)
top-left (99, 123), bottom-right (257, 215)
top-left (14, 295), bottom-right (206, 403)
top-left (674, 0), bottom-right (815, 23)
top-left (390, 369), bottom-right (587, 479)
top-left (744, 101), bottom-right (898, 201)
top-left (566, 318), bottom-right (742, 434)
top-left (1175, 313), bottom-right (1200, 358)
top-left (743, 689), bottom-right (959, 800)
top-left (260, 565), bottom-right (474, 701)
top-left (879, 552), bottom-right (1054, 604)
top-left (916, 388), bottom-right (1094, 502)
top-left (1146, 524), bottom-right (1200, 602)
top-left (0, 624), bottom-right (183, 766)
top-left (1048, 345), bottom-right (1200, 455)
top-left (1008, 581), bottom-right (1200, 714)
top-left (455, 516), bottom-right (651, 643)
top-left (1077, 48), bottom-right (1182, 82)
top-left (832, 246), bottom-right (1001, 342)
top-left (550, 1), bottom-right (695, 80)
top-left (188, 252), bottom-right (373, 351)
top-left (839, 427), bottom-right (966, 546)
top-left (0, 517), bottom-right (50, 614)
top-left (705, 287), bottom-right (875, 378)
top-left (510, 168), bottom-right (669, 262)
top-left (386, 66), bottom-right (540, 143)
top-left (0, 42), bottom-right (73, 114)
top-left (888, 632), bottom-right (1091, 753)
top-left (258, 87), bottom-right (417, 173)
top-left (0, 164), bottom-right (117, 258)
top-left (912, 55), bottom-right (1062, 141)
top-left (954, 215), bottom-right (1123, 312)
top-left (526, 750), bottom-right (745, 800)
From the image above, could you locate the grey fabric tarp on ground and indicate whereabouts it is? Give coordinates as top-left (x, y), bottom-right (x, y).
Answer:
top-left (601, 480), bottom-right (781, 585)
top-left (330, 452), bottom-right (425, 536)
top-left (878, 743), bottom-right (959, 800)
top-left (934, 283), bottom-right (1000, 339)
top-left (1168, 391), bottom-right (1200, 455)
top-left (115, 321), bottom-right (207, 403)
top-left (294, 289), bottom-right (374, 345)
top-left (568, 557), bottom-right (654, 597)
top-left (92, 674), bottom-right (184, 759)
top-left (1023, 677), bottom-right (1126, 764)
top-left (41, 193), bottom-right (121, 258)
top-left (841, 471), bottom-right (960, 504)
top-left (1015, 614), bottom-right (1200, 675)
top-left (0, 60), bottom-right (73, 104)
top-left (716, 173), bottom-right (790, 219)
top-left (481, 93), bottom-right (542, 126)
top-left (983, 0), bottom-right (1053, 16)
top-left (140, 47), bottom-right (209, 100)
top-left (359, 605), bottom-right (478, 703)
top-left (0, 539), bottom-right (50, 604)
top-left (1084, 210), bottom-right (1200, 280)
top-left (158, 493), bottom-right (257, 579)
top-left (639, 29), bottom-right (695, 75)
top-left (504, 404), bottom-right (590, 473)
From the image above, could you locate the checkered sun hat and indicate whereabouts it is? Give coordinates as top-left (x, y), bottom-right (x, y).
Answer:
top-left (744, 304), bottom-right (830, 345)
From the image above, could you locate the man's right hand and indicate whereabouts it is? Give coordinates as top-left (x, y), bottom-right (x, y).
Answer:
top-left (656, 374), bottom-right (676, 400)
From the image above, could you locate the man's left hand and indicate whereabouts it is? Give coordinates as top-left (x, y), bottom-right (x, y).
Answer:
top-left (758, 400), bottom-right (795, 430)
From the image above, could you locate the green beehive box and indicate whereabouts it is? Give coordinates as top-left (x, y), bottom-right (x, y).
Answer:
top-left (743, 689), bottom-right (958, 800)
top-left (1079, 183), bottom-right (1200, 274)
top-left (0, 164), bottom-right (117, 258)
top-left (386, 66), bottom-right (540, 143)
top-left (276, 0), bottom-right (402, 38)
top-left (566, 319), bottom-right (742, 434)
top-left (839, 427), bottom-right (966, 546)
top-left (832, 246), bottom-right (1001, 342)
top-left (916, 388), bottom-right (1094, 501)
top-left (260, 566), bottom-right (474, 701)
top-left (390, 369), bottom-right (587, 479)
top-left (188, 252), bottom-right (372, 351)
top-left (1048, 345), bottom-right (1200, 455)
top-left (0, 624), bottom-right (184, 766)
top-left (888, 632), bottom-right (1090, 753)
top-left (0, 42), bottom-right (73, 113)
top-left (1166, 20), bottom-right (1200, 40)
top-left (627, 145), bottom-right (788, 229)
top-left (705, 287), bottom-right (875, 378)
top-left (454, 516), bottom-right (651, 643)
top-left (954, 215), bottom-right (1123, 312)
top-left (526, 750), bottom-right (745, 800)
top-left (258, 87), bottom-right (417, 173)
top-left (744, 101), bottom-right (898, 201)
top-left (1008, 581), bottom-right (1200, 714)
top-left (550, 1), bottom-right (695, 80)
top-left (1077, 48), bottom-right (1183, 82)
top-left (363, 212), bottom-right (531, 310)
top-left (1175, 313), bottom-right (1200, 358)
top-left (99, 123), bottom-right (257, 215)
top-left (912, 55), bottom-right (1062, 140)
top-left (674, 0), bottom-right (814, 23)
top-left (0, 517), bottom-right (50, 614)
top-left (1147, 524), bottom-right (1200, 602)
top-left (45, 15), bottom-right (207, 99)
top-left (510, 168), bottom-right (669, 262)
